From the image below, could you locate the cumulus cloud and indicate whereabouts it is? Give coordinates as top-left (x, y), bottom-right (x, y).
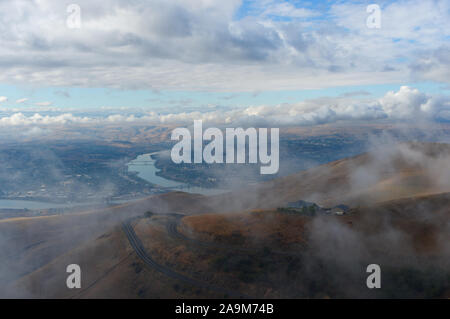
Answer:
top-left (0, 86), bottom-right (448, 127)
top-left (0, 97), bottom-right (8, 103)
top-left (0, 113), bottom-right (92, 126)
top-left (0, 0), bottom-right (446, 91)
top-left (380, 86), bottom-right (428, 119)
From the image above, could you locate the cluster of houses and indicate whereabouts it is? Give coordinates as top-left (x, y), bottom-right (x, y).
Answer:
top-left (277, 199), bottom-right (349, 217)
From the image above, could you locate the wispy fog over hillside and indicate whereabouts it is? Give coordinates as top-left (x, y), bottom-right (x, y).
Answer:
top-left (0, 0), bottom-right (449, 303)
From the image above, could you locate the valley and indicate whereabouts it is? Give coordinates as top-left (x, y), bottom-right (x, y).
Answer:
top-left (1, 142), bottom-right (449, 298)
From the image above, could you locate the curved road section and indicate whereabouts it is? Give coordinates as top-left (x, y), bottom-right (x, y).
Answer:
top-left (122, 220), bottom-right (248, 298)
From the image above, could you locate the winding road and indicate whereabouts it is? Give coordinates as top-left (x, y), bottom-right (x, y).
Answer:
top-left (122, 219), bottom-right (248, 298)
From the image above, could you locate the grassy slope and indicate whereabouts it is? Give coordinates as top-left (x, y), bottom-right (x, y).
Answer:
top-left (1, 142), bottom-right (450, 297)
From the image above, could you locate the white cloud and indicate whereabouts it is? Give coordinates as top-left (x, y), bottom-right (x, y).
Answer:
top-left (0, 0), bottom-right (446, 91)
top-left (0, 96), bottom-right (8, 103)
top-left (0, 87), bottom-right (448, 127)
top-left (0, 113), bottom-right (92, 126)
top-left (261, 2), bottom-right (318, 18)
top-left (380, 86), bottom-right (428, 119)
top-left (16, 98), bottom-right (28, 104)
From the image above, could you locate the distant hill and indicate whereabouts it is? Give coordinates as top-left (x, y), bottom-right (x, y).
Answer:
top-left (205, 142), bottom-right (450, 211)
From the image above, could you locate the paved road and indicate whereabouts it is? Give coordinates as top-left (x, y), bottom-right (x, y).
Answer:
top-left (122, 220), bottom-right (248, 298)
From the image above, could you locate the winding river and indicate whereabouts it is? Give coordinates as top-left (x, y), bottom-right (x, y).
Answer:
top-left (126, 151), bottom-right (227, 196)
top-left (0, 151), bottom-right (226, 210)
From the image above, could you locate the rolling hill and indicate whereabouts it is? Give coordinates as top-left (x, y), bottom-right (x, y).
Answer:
top-left (1, 142), bottom-right (450, 298)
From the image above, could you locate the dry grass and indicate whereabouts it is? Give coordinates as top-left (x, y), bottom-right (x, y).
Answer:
top-left (2, 142), bottom-right (450, 298)
top-left (181, 210), bottom-right (309, 248)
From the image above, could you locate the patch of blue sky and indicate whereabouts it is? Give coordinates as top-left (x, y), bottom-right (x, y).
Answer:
top-left (234, 0), bottom-right (331, 21)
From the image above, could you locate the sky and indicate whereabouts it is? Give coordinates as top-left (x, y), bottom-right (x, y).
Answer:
top-left (0, 0), bottom-right (449, 126)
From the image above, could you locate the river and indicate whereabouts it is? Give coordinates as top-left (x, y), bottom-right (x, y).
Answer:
top-left (0, 151), bottom-right (226, 210)
top-left (126, 151), bottom-right (227, 196)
